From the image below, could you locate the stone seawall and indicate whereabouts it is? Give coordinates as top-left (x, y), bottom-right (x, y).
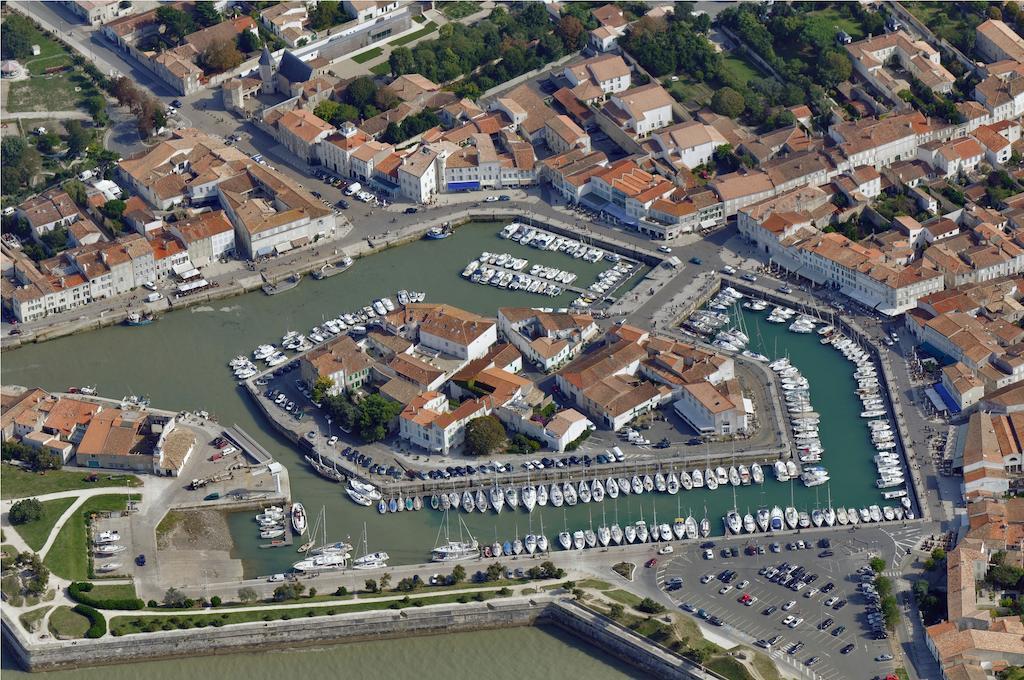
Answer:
top-left (2, 596), bottom-right (720, 677)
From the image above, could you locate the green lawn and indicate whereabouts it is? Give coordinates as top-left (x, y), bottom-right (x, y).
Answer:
top-left (721, 54), bottom-right (762, 86)
top-left (88, 583), bottom-right (138, 600)
top-left (903, 3), bottom-right (985, 45)
top-left (441, 1), bottom-right (480, 20)
top-left (7, 73), bottom-right (82, 113)
top-left (43, 494), bottom-right (139, 581)
top-left (1, 464), bottom-right (140, 499)
top-left (352, 47), bottom-right (382, 64)
top-left (707, 656), bottom-right (755, 680)
top-left (412, 13), bottom-right (427, 24)
top-left (19, 606), bottom-right (51, 632)
top-left (370, 61), bottom-right (392, 76)
top-left (576, 579), bottom-right (612, 590)
top-left (603, 589), bottom-right (643, 607)
top-left (112, 588), bottom-right (511, 635)
top-left (48, 606), bottom-right (90, 639)
top-left (6, 17), bottom-right (73, 76)
top-left (804, 6), bottom-right (866, 41)
top-left (13, 497), bottom-right (76, 552)
top-left (389, 21), bottom-right (438, 47)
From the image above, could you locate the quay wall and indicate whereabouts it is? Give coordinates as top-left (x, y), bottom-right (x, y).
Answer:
top-left (720, 277), bottom-right (929, 522)
top-left (3, 211), bottom-right (664, 351)
top-left (2, 596), bottom-right (716, 678)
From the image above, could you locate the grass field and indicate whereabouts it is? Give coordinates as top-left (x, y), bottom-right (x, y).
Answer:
top-left (48, 606), bottom-right (90, 639)
top-left (721, 54), bottom-right (762, 86)
top-left (707, 656), bottom-right (754, 680)
top-left (6, 73), bottom-right (84, 113)
top-left (88, 583), bottom-right (138, 600)
top-left (19, 606), bottom-right (51, 632)
top-left (352, 47), bottom-right (382, 64)
top-left (903, 3), bottom-right (985, 45)
top-left (43, 494), bottom-right (138, 581)
top-left (441, 1), bottom-right (479, 20)
top-left (370, 61), bottom-right (392, 76)
top-left (112, 588), bottom-right (511, 635)
top-left (7, 16), bottom-right (74, 76)
top-left (412, 13), bottom-right (426, 24)
top-left (12, 497), bottom-right (76, 552)
top-left (575, 579), bottom-right (612, 590)
top-left (1, 464), bottom-right (140, 499)
top-left (389, 22), bottom-right (438, 47)
top-left (603, 589), bottom-right (643, 607)
top-left (805, 6), bottom-right (866, 41)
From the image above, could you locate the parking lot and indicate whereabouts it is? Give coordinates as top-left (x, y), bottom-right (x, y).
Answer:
top-left (658, 530), bottom-right (900, 680)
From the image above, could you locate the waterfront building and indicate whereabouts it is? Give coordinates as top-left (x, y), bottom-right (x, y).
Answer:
top-left (392, 304), bottom-right (497, 361)
top-left (398, 391), bottom-right (490, 454)
top-left (168, 211), bottom-right (237, 267)
top-left (300, 336), bottom-right (374, 396)
top-left (673, 380), bottom-right (749, 437)
top-left (386, 353), bottom-right (447, 391)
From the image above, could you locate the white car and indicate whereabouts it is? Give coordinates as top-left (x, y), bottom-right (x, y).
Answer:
top-left (701, 574), bottom-right (715, 584)
top-left (722, 265), bottom-right (736, 275)
top-left (718, 584), bottom-right (733, 595)
top-left (143, 281), bottom-right (157, 291)
top-left (327, 435), bottom-right (338, 446)
top-left (743, 595), bottom-right (757, 606)
top-left (657, 245), bottom-right (672, 253)
top-left (782, 615), bottom-right (796, 626)
top-left (658, 545), bottom-right (674, 555)
top-left (736, 580), bottom-right (749, 589)
top-left (824, 597), bottom-right (839, 607)
top-left (788, 617), bottom-right (803, 628)
top-left (703, 549), bottom-right (714, 560)
top-left (267, 573), bottom-right (286, 582)
top-left (484, 195), bottom-right (499, 202)
top-left (782, 600), bottom-right (796, 611)
top-left (803, 588), bottom-right (819, 598)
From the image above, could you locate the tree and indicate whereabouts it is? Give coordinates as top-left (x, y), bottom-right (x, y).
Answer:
top-left (311, 376), bottom-right (334, 403)
top-left (1, 14), bottom-right (35, 61)
top-left (637, 597), bottom-right (666, 614)
top-left (485, 562), bottom-right (504, 582)
top-left (988, 564), bottom-right (1024, 589)
top-left (817, 51), bottom-right (852, 88)
top-left (881, 594), bottom-right (900, 629)
top-left (85, 95), bottom-right (109, 126)
top-left (711, 87), bottom-right (745, 118)
top-left (345, 77), bottom-right (378, 111)
top-left (237, 29), bottom-right (261, 54)
top-left (388, 46), bottom-right (416, 77)
top-left (237, 586), bottom-right (259, 603)
top-left (364, 578), bottom-right (378, 593)
top-left (870, 557), bottom-right (887, 573)
top-left (63, 179), bottom-right (88, 206)
top-left (163, 586), bottom-right (188, 607)
top-left (9, 498), bottom-right (42, 525)
top-left (102, 199), bottom-right (127, 220)
top-left (156, 6), bottom-right (195, 44)
top-left (451, 564), bottom-right (466, 584)
top-left (913, 580), bottom-right (930, 601)
top-left (931, 547), bottom-right (946, 563)
top-left (313, 100), bottom-right (342, 125)
top-left (356, 394), bottom-right (401, 442)
top-left (687, 647), bottom-right (710, 665)
top-left (64, 120), bottom-right (91, 156)
top-left (201, 38), bottom-right (243, 73)
top-left (609, 603), bottom-right (625, 619)
top-left (209, 595), bottom-right (222, 607)
top-left (272, 581), bottom-right (305, 601)
top-left (35, 131), bottom-right (61, 154)
top-left (309, 1), bottom-right (347, 30)
top-left (1, 137), bottom-right (42, 195)
top-left (556, 16), bottom-right (585, 51)
top-left (465, 415), bottom-right (506, 456)
top-left (379, 573), bottom-right (392, 591)
top-left (193, 2), bottom-right (221, 27)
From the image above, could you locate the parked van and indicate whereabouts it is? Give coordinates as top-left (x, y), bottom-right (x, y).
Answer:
top-left (145, 292), bottom-right (163, 303)
top-left (344, 182), bottom-right (361, 196)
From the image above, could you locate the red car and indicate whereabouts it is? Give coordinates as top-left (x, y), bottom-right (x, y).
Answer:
top-left (645, 558), bottom-right (657, 568)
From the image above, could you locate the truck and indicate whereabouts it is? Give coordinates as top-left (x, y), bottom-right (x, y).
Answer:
top-left (145, 292), bottom-right (163, 303)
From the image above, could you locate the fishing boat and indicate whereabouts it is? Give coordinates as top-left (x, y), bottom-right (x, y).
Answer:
top-left (262, 273), bottom-right (301, 295)
top-left (425, 224), bottom-right (452, 240)
top-left (124, 311), bottom-right (157, 326)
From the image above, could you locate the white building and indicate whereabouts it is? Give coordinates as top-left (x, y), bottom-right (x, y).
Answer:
top-left (604, 83), bottom-right (674, 137)
top-left (673, 381), bottom-right (749, 436)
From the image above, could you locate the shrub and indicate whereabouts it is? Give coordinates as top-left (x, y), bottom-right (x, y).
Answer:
top-left (73, 604), bottom-right (107, 638)
top-left (69, 582), bottom-right (144, 610)
top-left (210, 596), bottom-right (222, 607)
top-left (9, 498), bottom-right (43, 525)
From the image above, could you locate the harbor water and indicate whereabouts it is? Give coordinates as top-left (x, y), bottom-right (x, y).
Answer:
top-left (1, 224), bottom-right (897, 577)
top-left (0, 625), bottom-right (643, 679)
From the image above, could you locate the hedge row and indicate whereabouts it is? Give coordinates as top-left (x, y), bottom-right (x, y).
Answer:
top-left (69, 582), bottom-right (145, 610)
top-left (72, 604), bottom-right (107, 639)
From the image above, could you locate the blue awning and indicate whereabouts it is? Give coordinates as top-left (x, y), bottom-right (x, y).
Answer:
top-left (931, 383), bottom-right (961, 415)
top-left (447, 181), bottom-right (480, 191)
top-left (599, 201), bottom-right (638, 227)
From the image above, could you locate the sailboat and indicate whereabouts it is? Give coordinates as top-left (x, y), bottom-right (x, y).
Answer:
top-left (673, 495), bottom-right (685, 540)
top-left (635, 505), bottom-right (649, 543)
top-left (352, 523), bottom-right (389, 569)
top-left (431, 511), bottom-right (479, 562)
top-left (668, 471), bottom-right (681, 494)
top-left (824, 485), bottom-right (837, 526)
top-left (537, 515), bottom-right (549, 553)
top-left (624, 521), bottom-right (637, 544)
top-left (558, 511), bottom-right (571, 550)
top-left (293, 507), bottom-right (350, 572)
top-left (522, 482), bottom-right (536, 513)
top-left (685, 514), bottom-right (698, 540)
top-left (606, 477), bottom-right (619, 499)
top-left (591, 478), bottom-right (605, 503)
top-left (537, 484), bottom-right (548, 507)
top-left (584, 510), bottom-right (597, 548)
top-left (578, 479), bottom-right (591, 504)
top-left (725, 485), bottom-right (742, 534)
top-left (699, 505), bottom-right (711, 538)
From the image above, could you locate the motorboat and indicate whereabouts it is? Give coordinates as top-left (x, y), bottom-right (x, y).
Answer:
top-left (293, 552), bottom-right (348, 571)
top-left (725, 511), bottom-right (742, 534)
top-left (348, 488), bottom-right (374, 506)
top-left (699, 517), bottom-right (710, 538)
top-left (743, 513), bottom-right (757, 533)
top-left (756, 508), bottom-right (770, 532)
top-left (784, 506), bottom-right (799, 529)
top-left (431, 539), bottom-right (479, 562)
top-left (836, 507), bottom-right (849, 525)
top-left (770, 506), bottom-right (784, 532)
top-left (349, 479), bottom-right (381, 500)
top-left (685, 516), bottom-right (698, 540)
